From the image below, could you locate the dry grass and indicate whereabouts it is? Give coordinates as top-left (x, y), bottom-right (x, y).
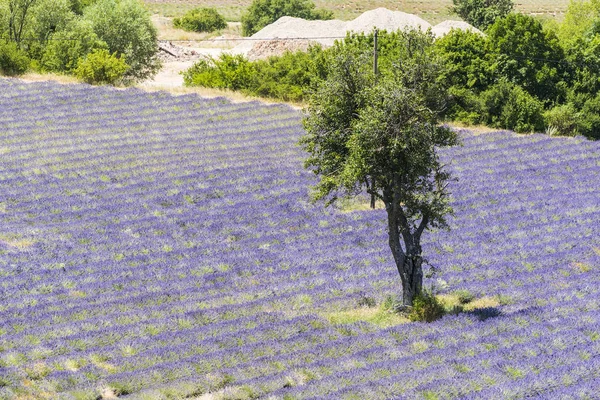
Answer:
top-left (142, 0), bottom-right (571, 23)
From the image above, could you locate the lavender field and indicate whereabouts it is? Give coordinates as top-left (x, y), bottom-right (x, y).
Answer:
top-left (1, 78), bottom-right (600, 399)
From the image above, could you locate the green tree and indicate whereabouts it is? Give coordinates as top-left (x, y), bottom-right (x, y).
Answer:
top-left (487, 13), bottom-right (568, 104)
top-left (40, 18), bottom-right (107, 72)
top-left (301, 31), bottom-right (459, 307)
top-left (4, 0), bottom-right (38, 44)
top-left (173, 7), bottom-right (227, 33)
top-left (451, 0), bottom-right (513, 30)
top-left (241, 0), bottom-right (333, 36)
top-left (84, 0), bottom-right (160, 82)
top-left (435, 28), bottom-right (491, 92)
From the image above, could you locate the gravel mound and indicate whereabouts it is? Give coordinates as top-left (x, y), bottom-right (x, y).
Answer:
top-left (345, 8), bottom-right (431, 34)
top-left (233, 16), bottom-right (347, 56)
top-left (232, 8), bottom-right (442, 59)
top-left (431, 20), bottom-right (483, 37)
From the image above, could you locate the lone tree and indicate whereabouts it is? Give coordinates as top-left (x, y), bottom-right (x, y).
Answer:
top-left (301, 30), bottom-right (459, 307)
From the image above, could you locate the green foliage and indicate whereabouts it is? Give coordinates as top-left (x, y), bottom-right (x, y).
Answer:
top-left (74, 48), bottom-right (128, 85)
top-left (544, 103), bottom-right (580, 136)
top-left (183, 46), bottom-right (327, 102)
top-left (480, 81), bottom-right (545, 133)
top-left (84, 0), bottom-right (160, 81)
top-left (487, 13), bottom-right (567, 104)
top-left (183, 53), bottom-right (256, 91)
top-left (557, 0), bottom-right (600, 47)
top-left (435, 29), bottom-right (491, 92)
top-left (576, 94), bottom-right (600, 139)
top-left (241, 0), bottom-right (333, 36)
top-left (451, 0), bottom-right (513, 30)
top-left (40, 18), bottom-right (106, 72)
top-left (173, 7), bottom-right (227, 33)
top-left (408, 291), bottom-right (446, 323)
top-left (0, 39), bottom-right (30, 75)
top-left (301, 30), bottom-right (459, 306)
top-left (68, 0), bottom-right (98, 14)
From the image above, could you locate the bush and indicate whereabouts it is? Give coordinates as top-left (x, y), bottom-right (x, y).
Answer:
top-left (183, 46), bottom-right (328, 102)
top-left (173, 8), bottom-right (227, 33)
top-left (241, 0), bottom-right (333, 36)
top-left (0, 40), bottom-right (30, 76)
top-left (74, 48), bottom-right (128, 84)
top-left (85, 0), bottom-right (160, 82)
top-left (577, 94), bottom-right (600, 139)
top-left (183, 54), bottom-right (256, 91)
top-left (481, 81), bottom-right (545, 133)
top-left (544, 103), bottom-right (580, 136)
top-left (408, 291), bottom-right (445, 323)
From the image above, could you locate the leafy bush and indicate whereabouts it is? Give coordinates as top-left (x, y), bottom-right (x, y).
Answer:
top-left (0, 40), bottom-right (30, 76)
top-left (544, 103), bottom-right (580, 136)
top-left (451, 0), bottom-right (513, 30)
top-left (241, 0), bottom-right (333, 36)
top-left (481, 81), bottom-right (545, 133)
top-left (183, 54), bottom-right (256, 91)
top-left (408, 292), bottom-right (446, 323)
top-left (74, 48), bottom-right (128, 85)
top-left (183, 46), bottom-right (327, 102)
top-left (445, 86), bottom-right (485, 125)
top-left (173, 7), bottom-right (227, 33)
top-left (577, 94), bottom-right (600, 139)
top-left (84, 0), bottom-right (160, 81)
top-left (41, 18), bottom-right (107, 73)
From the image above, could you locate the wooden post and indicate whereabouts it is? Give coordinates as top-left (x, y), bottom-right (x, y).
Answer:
top-left (370, 28), bottom-right (379, 210)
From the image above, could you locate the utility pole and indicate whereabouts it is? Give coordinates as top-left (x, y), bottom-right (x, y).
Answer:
top-left (370, 29), bottom-right (379, 210)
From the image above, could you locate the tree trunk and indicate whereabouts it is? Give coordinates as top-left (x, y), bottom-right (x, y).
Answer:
top-left (385, 200), bottom-right (424, 307)
top-left (400, 253), bottom-right (423, 306)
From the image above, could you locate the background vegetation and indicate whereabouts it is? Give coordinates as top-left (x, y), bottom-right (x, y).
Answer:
top-left (183, 0), bottom-right (600, 139)
top-left (0, 0), bottom-right (160, 83)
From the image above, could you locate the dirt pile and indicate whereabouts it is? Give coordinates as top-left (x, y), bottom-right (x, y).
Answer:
top-left (233, 8), bottom-right (439, 59)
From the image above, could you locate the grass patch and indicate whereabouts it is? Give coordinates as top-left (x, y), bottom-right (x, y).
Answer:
top-left (438, 293), bottom-right (500, 312)
top-left (324, 303), bottom-right (409, 328)
top-left (324, 292), bottom-right (501, 328)
top-left (337, 197), bottom-right (385, 212)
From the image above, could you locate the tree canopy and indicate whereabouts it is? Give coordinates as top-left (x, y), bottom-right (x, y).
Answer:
top-left (451, 0), bottom-right (513, 30)
top-left (241, 0), bottom-right (333, 36)
top-left (301, 30), bottom-right (459, 306)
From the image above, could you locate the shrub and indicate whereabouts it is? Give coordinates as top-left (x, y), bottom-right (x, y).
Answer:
top-left (544, 103), bottom-right (580, 136)
top-left (183, 54), bottom-right (256, 91)
top-left (481, 81), bottom-right (545, 133)
top-left (173, 8), bottom-right (227, 33)
top-left (445, 86), bottom-right (485, 125)
top-left (408, 291), bottom-right (446, 323)
top-left (241, 0), bottom-right (333, 36)
top-left (85, 0), bottom-right (160, 81)
top-left (183, 46), bottom-right (328, 102)
top-left (74, 48), bottom-right (128, 85)
top-left (0, 40), bottom-right (30, 76)
top-left (577, 94), bottom-right (600, 140)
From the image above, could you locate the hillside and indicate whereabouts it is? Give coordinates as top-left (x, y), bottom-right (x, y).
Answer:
top-left (1, 79), bottom-right (600, 398)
